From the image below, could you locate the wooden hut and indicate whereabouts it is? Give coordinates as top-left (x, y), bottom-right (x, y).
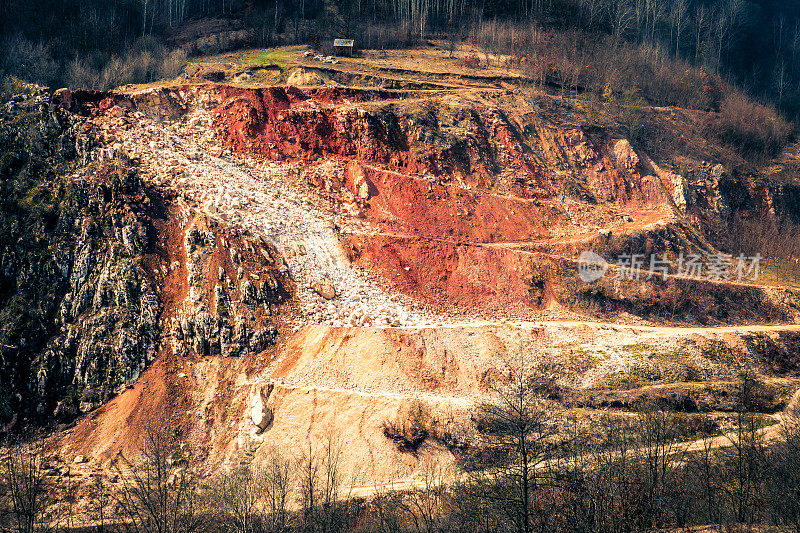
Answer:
top-left (333, 39), bottom-right (354, 57)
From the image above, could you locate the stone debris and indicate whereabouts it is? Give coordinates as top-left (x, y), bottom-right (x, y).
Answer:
top-left (312, 278), bottom-right (337, 300)
top-left (91, 89), bottom-right (434, 328)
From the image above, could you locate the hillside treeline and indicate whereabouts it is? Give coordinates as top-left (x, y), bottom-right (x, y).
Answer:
top-left (2, 0), bottom-right (800, 118)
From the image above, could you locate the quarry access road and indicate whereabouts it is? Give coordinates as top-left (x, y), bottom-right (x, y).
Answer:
top-left (420, 319), bottom-right (800, 335)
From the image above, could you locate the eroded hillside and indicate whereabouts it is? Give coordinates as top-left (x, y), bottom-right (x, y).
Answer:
top-left (1, 50), bottom-right (800, 510)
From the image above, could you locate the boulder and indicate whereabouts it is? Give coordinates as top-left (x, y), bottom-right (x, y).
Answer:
top-left (312, 278), bottom-right (336, 300)
top-left (613, 139), bottom-right (642, 173)
top-left (51, 88), bottom-right (72, 110)
top-left (251, 384), bottom-right (275, 433)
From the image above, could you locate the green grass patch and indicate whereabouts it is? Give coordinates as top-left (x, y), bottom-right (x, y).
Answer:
top-left (243, 45), bottom-right (308, 67)
top-left (620, 343), bottom-right (651, 356)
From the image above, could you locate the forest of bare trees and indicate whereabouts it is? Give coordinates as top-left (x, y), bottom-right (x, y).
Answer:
top-left (1, 0), bottom-right (800, 120)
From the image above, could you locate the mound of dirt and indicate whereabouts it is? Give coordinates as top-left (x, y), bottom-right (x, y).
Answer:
top-left (286, 67), bottom-right (328, 86)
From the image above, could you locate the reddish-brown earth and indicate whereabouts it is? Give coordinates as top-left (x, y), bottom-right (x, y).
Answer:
top-left (345, 234), bottom-right (554, 315)
top-left (211, 87), bottom-right (556, 196)
top-left (344, 162), bottom-right (564, 242)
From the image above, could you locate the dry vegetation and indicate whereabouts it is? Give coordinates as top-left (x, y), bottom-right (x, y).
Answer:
top-left (4, 374), bottom-right (800, 532)
top-left (709, 93), bottom-right (796, 159)
top-left (464, 20), bottom-right (796, 163)
top-left (63, 38), bottom-right (189, 90)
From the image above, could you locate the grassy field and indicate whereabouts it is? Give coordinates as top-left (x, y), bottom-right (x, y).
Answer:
top-left (242, 45), bottom-right (309, 67)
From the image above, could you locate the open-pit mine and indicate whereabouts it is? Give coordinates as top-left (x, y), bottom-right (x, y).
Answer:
top-left (2, 49), bottom-right (800, 521)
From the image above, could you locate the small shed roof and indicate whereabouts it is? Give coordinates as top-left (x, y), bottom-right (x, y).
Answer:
top-left (334, 39), bottom-right (354, 47)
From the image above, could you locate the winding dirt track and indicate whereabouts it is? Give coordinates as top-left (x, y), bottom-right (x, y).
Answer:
top-left (429, 320), bottom-right (800, 335)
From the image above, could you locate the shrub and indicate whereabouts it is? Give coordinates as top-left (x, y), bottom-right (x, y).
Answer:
top-left (382, 401), bottom-right (429, 453)
top-left (66, 55), bottom-right (102, 89)
top-left (0, 34), bottom-right (58, 87)
top-left (114, 424), bottom-right (206, 533)
top-left (65, 37), bottom-right (188, 90)
top-left (161, 48), bottom-right (189, 80)
top-left (462, 55), bottom-right (481, 69)
top-left (0, 444), bottom-right (52, 531)
top-left (603, 363), bottom-right (663, 389)
top-left (709, 93), bottom-right (795, 158)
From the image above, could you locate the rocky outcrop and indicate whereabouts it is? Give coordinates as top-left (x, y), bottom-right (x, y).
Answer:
top-left (174, 217), bottom-right (284, 359)
top-left (0, 83), bottom-right (166, 422)
top-left (0, 85), bottom-right (161, 423)
top-left (0, 85), bottom-right (290, 425)
top-left (34, 161), bottom-right (162, 420)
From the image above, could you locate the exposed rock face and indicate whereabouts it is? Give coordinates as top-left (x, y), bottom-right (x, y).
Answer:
top-left (613, 139), bottom-right (642, 173)
top-left (51, 88), bottom-right (72, 111)
top-left (11, 77), bottom-right (800, 503)
top-left (210, 86), bottom-right (555, 199)
top-left (37, 161), bottom-right (161, 420)
top-left (0, 85), bottom-right (291, 425)
top-left (679, 161), bottom-right (734, 242)
top-left (0, 85), bottom-right (162, 422)
top-left (175, 217), bottom-right (284, 359)
top-left (346, 161), bottom-right (373, 200)
top-left (667, 172), bottom-right (689, 212)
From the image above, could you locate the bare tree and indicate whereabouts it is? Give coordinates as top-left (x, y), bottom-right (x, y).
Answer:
top-left (396, 458), bottom-right (450, 533)
top-left (775, 60), bottom-right (788, 108)
top-left (367, 485), bottom-right (406, 533)
top-left (579, 0), bottom-right (603, 30)
top-left (263, 447), bottom-right (293, 532)
top-left (472, 348), bottom-right (561, 533)
top-left (634, 406), bottom-right (687, 527)
top-left (206, 449), bottom-right (294, 533)
top-left (114, 424), bottom-right (205, 533)
top-left (718, 373), bottom-right (768, 527)
top-left (208, 465), bottom-right (266, 533)
top-left (694, 4), bottom-right (708, 65)
top-left (670, 0), bottom-right (688, 57)
top-left (768, 400), bottom-right (800, 531)
top-left (0, 445), bottom-right (51, 533)
top-left (86, 474), bottom-right (112, 533)
top-left (298, 434), bottom-right (353, 533)
top-left (606, 0), bottom-right (636, 43)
